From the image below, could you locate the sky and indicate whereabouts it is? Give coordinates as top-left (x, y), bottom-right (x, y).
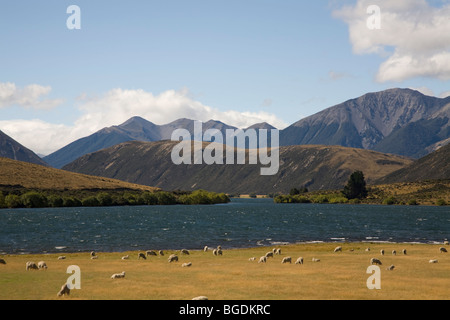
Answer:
top-left (1, 0), bottom-right (450, 155)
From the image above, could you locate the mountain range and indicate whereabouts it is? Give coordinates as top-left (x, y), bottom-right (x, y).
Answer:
top-left (0, 130), bottom-right (48, 167)
top-left (41, 88), bottom-right (450, 169)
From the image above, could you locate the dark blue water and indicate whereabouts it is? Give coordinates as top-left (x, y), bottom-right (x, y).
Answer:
top-left (0, 198), bottom-right (449, 254)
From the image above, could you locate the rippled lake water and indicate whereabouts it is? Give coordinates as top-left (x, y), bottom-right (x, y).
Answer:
top-left (0, 198), bottom-right (449, 254)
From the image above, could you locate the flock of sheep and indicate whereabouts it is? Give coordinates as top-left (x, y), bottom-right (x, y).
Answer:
top-left (0, 242), bottom-right (447, 298)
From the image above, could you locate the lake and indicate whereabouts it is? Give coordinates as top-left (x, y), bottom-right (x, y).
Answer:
top-left (0, 198), bottom-right (449, 254)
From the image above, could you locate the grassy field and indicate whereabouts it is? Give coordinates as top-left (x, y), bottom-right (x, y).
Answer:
top-left (0, 242), bottom-right (449, 300)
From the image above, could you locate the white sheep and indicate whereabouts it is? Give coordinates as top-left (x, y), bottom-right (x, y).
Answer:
top-left (121, 255), bottom-right (129, 260)
top-left (365, 248), bottom-right (370, 252)
top-left (182, 262), bottom-right (192, 267)
top-left (111, 271), bottom-right (126, 279)
top-left (168, 254), bottom-right (178, 263)
top-left (387, 265), bottom-right (395, 271)
top-left (281, 257), bottom-right (292, 264)
top-left (265, 252), bottom-right (274, 258)
top-left (90, 251), bottom-right (96, 257)
top-left (37, 261), bottom-right (48, 270)
top-left (192, 296), bottom-right (208, 300)
top-left (0, 258), bottom-right (6, 264)
top-left (138, 252), bottom-right (147, 260)
top-left (204, 246), bottom-right (209, 252)
top-left (57, 256), bottom-right (66, 260)
top-left (146, 250), bottom-right (157, 257)
top-left (334, 246), bottom-right (342, 253)
top-left (26, 261), bottom-right (38, 270)
top-left (159, 250), bottom-right (164, 256)
top-left (295, 257), bottom-right (304, 265)
top-left (371, 258), bottom-right (382, 265)
top-left (91, 256), bottom-right (98, 260)
top-left (275, 248), bottom-right (281, 255)
top-left (429, 259), bottom-right (438, 264)
top-left (57, 284), bottom-right (70, 297)
top-left (392, 250), bottom-right (397, 256)
top-left (380, 249), bottom-right (385, 255)
top-left (312, 258), bottom-right (320, 262)
top-left (181, 249), bottom-right (190, 255)
top-left (402, 249), bottom-right (407, 255)
top-left (258, 256), bottom-right (267, 263)
top-left (439, 247), bottom-right (448, 253)
top-left (249, 257), bottom-right (256, 262)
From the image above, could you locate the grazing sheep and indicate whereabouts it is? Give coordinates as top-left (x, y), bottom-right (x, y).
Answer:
top-left (429, 259), bottom-right (438, 264)
top-left (249, 257), bottom-right (256, 262)
top-left (370, 258), bottom-right (382, 265)
top-left (444, 241), bottom-right (449, 245)
top-left (181, 249), bottom-right (190, 255)
top-left (380, 249), bottom-right (385, 256)
top-left (402, 249), bottom-right (407, 255)
top-left (57, 256), bottom-right (66, 260)
top-left (111, 271), bottom-right (126, 279)
top-left (258, 256), bottom-right (267, 263)
top-left (146, 250), bottom-right (157, 257)
top-left (365, 248), bottom-right (370, 252)
top-left (138, 252), bottom-right (147, 260)
top-left (392, 250), bottom-right (397, 256)
top-left (281, 257), bottom-right (292, 264)
top-left (121, 255), bottom-right (129, 260)
top-left (275, 248), bottom-right (281, 255)
top-left (90, 251), bottom-right (96, 257)
top-left (159, 250), bottom-right (164, 256)
top-left (168, 254), bottom-right (178, 263)
top-left (91, 256), bottom-right (98, 260)
top-left (295, 257), bottom-right (304, 265)
top-left (57, 284), bottom-right (70, 297)
top-left (182, 262), bottom-right (192, 267)
top-left (387, 265), bottom-right (395, 271)
top-left (0, 258), bottom-right (6, 264)
top-left (439, 247), bottom-right (448, 253)
top-left (213, 247), bottom-right (223, 256)
top-left (204, 246), bottom-right (209, 252)
top-left (272, 248), bottom-right (277, 253)
top-left (265, 252), bottom-right (274, 258)
top-left (26, 261), bottom-right (38, 270)
top-left (37, 261), bottom-right (48, 270)
top-left (312, 258), bottom-right (320, 262)
top-left (334, 246), bottom-right (342, 253)
top-left (192, 296), bottom-right (208, 300)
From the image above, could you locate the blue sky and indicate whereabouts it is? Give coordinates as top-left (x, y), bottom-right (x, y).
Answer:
top-left (1, 0), bottom-right (449, 154)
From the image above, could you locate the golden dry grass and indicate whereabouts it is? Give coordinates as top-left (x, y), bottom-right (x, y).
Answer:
top-left (0, 243), bottom-right (449, 300)
top-left (0, 157), bottom-right (158, 191)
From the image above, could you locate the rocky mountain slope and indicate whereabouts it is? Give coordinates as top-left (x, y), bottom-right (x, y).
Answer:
top-left (63, 140), bottom-right (412, 194)
top-left (0, 130), bottom-right (48, 166)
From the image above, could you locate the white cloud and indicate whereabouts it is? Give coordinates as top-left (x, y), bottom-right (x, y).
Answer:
top-left (0, 82), bottom-right (63, 110)
top-left (333, 0), bottom-right (450, 82)
top-left (0, 87), bottom-right (288, 155)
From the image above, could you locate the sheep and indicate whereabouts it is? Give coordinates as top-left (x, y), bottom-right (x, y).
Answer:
top-left (258, 256), bottom-right (267, 263)
top-left (204, 246), bottom-right (209, 252)
top-left (365, 248), bottom-right (370, 252)
top-left (57, 256), bottom-right (66, 260)
top-left (312, 258), bottom-right (320, 262)
top-left (57, 284), bottom-right (70, 297)
top-left (281, 257), bottom-right (292, 264)
top-left (295, 257), bottom-right (304, 265)
top-left (387, 265), bottom-right (395, 271)
top-left (37, 261), bottom-right (47, 270)
top-left (249, 257), bottom-right (256, 262)
top-left (275, 248), bottom-right (282, 255)
top-left (334, 246), bottom-right (342, 253)
top-left (181, 249), bottom-right (190, 255)
top-left (146, 250), bottom-right (157, 257)
top-left (265, 252), bottom-right (274, 258)
top-left (138, 252), bottom-right (147, 260)
top-left (371, 258), bottom-right (382, 265)
top-left (380, 249), bottom-right (385, 256)
top-left (429, 259), bottom-right (438, 264)
top-left (192, 296), bottom-right (208, 300)
top-left (402, 249), bottom-right (407, 255)
top-left (182, 262), bottom-right (192, 267)
top-left (0, 258), bottom-right (6, 265)
top-left (159, 250), bottom-right (164, 256)
top-left (121, 255), bottom-right (129, 260)
top-left (213, 247), bottom-right (223, 256)
top-left (26, 261), bottom-right (38, 270)
top-left (444, 241), bottom-right (449, 245)
top-left (90, 251), bottom-right (96, 257)
top-left (168, 254), bottom-right (178, 263)
top-left (111, 271), bottom-right (126, 279)
top-left (91, 256), bottom-right (98, 260)
top-left (439, 247), bottom-right (448, 253)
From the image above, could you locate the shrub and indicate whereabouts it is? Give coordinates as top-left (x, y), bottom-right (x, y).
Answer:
top-left (47, 195), bottom-right (64, 207)
top-left (97, 192), bottom-right (113, 206)
top-left (63, 197), bottom-right (82, 207)
top-left (436, 199), bottom-right (447, 206)
top-left (21, 192), bottom-right (48, 208)
top-left (140, 192), bottom-right (158, 205)
top-left (82, 196), bottom-right (100, 207)
top-left (408, 199), bottom-right (418, 206)
top-left (0, 193), bottom-right (5, 208)
top-left (5, 194), bottom-right (23, 208)
top-left (156, 191), bottom-right (177, 205)
top-left (311, 195), bottom-right (329, 204)
top-left (383, 196), bottom-right (396, 205)
top-left (329, 197), bottom-right (349, 204)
